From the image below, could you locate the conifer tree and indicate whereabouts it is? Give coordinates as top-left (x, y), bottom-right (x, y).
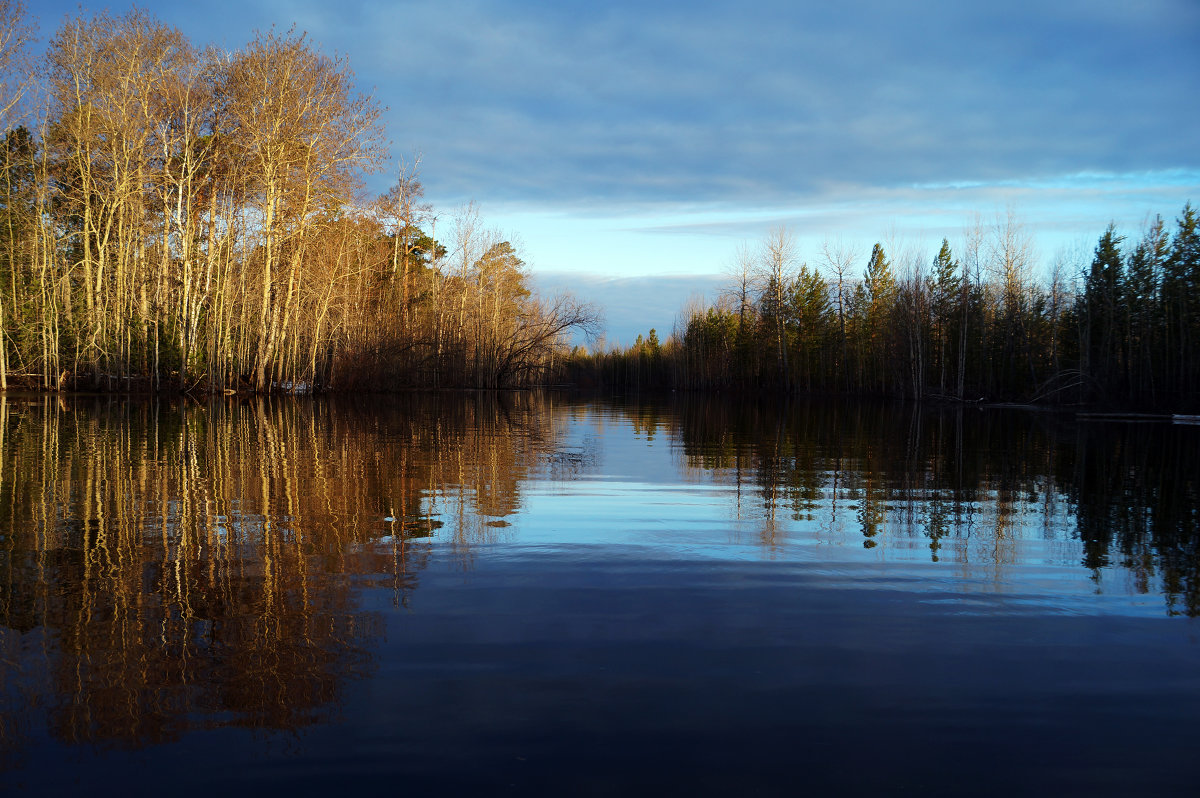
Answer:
top-left (1084, 225), bottom-right (1124, 399)
top-left (929, 239), bottom-right (960, 395)
top-left (862, 243), bottom-right (896, 392)
top-left (1163, 204), bottom-right (1199, 402)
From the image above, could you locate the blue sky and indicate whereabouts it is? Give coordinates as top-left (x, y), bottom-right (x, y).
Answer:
top-left (29, 0), bottom-right (1200, 344)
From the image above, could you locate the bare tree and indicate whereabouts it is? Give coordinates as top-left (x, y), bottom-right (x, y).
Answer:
top-left (0, 0), bottom-right (35, 390)
top-left (820, 237), bottom-right (857, 388)
top-left (894, 244), bottom-right (930, 399)
top-left (0, 0), bottom-right (33, 125)
top-left (378, 155), bottom-right (431, 328)
top-left (958, 216), bottom-right (985, 399)
top-left (758, 226), bottom-right (797, 385)
top-left (722, 241), bottom-right (760, 339)
top-left (987, 208), bottom-right (1036, 390)
top-left (222, 27), bottom-right (384, 389)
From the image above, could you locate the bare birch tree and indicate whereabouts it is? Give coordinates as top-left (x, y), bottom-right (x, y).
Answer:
top-left (758, 227), bottom-right (797, 385)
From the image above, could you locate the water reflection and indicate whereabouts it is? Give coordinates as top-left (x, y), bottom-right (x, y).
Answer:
top-left (0, 392), bottom-right (573, 758)
top-left (0, 392), bottom-right (1197, 770)
top-left (667, 397), bottom-right (1199, 610)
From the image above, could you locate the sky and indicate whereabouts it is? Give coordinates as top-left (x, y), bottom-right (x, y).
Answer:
top-left (27, 0), bottom-right (1200, 344)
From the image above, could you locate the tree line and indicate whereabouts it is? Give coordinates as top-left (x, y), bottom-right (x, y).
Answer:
top-left (1, 2), bottom-right (1191, 405)
top-left (572, 207), bottom-right (1200, 412)
top-left (0, 3), bottom-right (597, 393)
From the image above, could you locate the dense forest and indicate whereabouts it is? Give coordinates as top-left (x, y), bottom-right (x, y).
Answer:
top-left (0, 3), bottom-right (598, 392)
top-left (574, 208), bottom-right (1200, 412)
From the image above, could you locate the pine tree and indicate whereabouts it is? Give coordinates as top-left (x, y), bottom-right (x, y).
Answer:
top-left (929, 239), bottom-right (960, 395)
top-left (1162, 203), bottom-right (1199, 404)
top-left (1084, 224), bottom-right (1124, 400)
top-left (862, 243), bottom-right (896, 392)
top-left (1123, 217), bottom-right (1167, 405)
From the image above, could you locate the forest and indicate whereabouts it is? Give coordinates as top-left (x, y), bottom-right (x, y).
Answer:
top-left (0, 3), bottom-right (598, 393)
top-left (0, 3), bottom-right (1196, 409)
top-left (575, 209), bottom-right (1200, 412)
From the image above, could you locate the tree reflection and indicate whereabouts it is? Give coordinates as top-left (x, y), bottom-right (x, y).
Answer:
top-left (664, 397), bottom-right (1200, 613)
top-left (0, 391), bottom-right (1196, 764)
top-left (1066, 421), bottom-right (1200, 616)
top-left (0, 392), bottom-right (570, 754)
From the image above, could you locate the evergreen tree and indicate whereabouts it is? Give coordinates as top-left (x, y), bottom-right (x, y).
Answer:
top-left (1162, 203), bottom-right (1199, 404)
top-left (1084, 225), bottom-right (1124, 400)
top-left (929, 239), bottom-right (960, 395)
top-left (1123, 217), bottom-right (1167, 405)
top-left (787, 265), bottom-right (831, 390)
top-left (862, 243), bottom-right (896, 392)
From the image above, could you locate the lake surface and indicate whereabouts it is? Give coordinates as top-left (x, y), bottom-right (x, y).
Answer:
top-left (1, 393), bottom-right (1198, 796)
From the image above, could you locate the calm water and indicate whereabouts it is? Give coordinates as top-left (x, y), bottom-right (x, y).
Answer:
top-left (1, 393), bottom-right (1198, 796)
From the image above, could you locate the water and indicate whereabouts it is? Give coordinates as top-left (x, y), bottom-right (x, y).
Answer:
top-left (1, 393), bottom-right (1197, 795)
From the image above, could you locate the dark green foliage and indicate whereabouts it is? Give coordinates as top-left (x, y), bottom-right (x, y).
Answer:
top-left (1083, 224), bottom-right (1125, 400)
top-left (929, 239), bottom-right (961, 396)
top-left (575, 206), bottom-right (1200, 412)
top-left (1162, 204), bottom-right (1200, 402)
